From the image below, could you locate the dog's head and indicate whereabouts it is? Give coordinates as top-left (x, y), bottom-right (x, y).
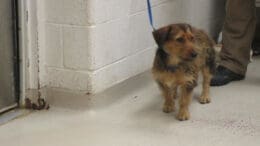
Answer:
top-left (153, 23), bottom-right (197, 62)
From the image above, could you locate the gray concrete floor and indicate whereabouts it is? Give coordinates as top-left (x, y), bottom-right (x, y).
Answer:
top-left (0, 57), bottom-right (260, 146)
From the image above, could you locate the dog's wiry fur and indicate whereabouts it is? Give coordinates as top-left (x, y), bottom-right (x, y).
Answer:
top-left (152, 23), bottom-right (216, 121)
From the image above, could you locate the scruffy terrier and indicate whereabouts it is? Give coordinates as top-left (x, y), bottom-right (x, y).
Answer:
top-left (152, 23), bottom-right (216, 121)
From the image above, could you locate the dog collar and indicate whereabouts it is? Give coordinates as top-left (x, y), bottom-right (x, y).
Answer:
top-left (166, 65), bottom-right (178, 72)
top-left (157, 47), bottom-right (178, 72)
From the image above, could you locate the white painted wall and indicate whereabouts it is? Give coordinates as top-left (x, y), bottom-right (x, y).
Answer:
top-left (35, 0), bottom-right (225, 94)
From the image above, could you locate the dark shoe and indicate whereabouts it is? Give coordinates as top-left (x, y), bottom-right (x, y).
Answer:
top-left (252, 42), bottom-right (260, 56)
top-left (210, 66), bottom-right (245, 86)
top-left (253, 49), bottom-right (260, 56)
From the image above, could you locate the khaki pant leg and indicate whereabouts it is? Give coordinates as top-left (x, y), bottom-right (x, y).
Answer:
top-left (220, 0), bottom-right (256, 75)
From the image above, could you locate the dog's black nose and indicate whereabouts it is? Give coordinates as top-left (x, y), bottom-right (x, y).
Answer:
top-left (191, 51), bottom-right (198, 58)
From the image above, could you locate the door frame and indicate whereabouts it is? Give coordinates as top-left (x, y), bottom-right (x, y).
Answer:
top-left (18, 0), bottom-right (40, 106)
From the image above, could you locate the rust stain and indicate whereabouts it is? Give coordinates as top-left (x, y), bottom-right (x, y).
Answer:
top-left (25, 98), bottom-right (50, 110)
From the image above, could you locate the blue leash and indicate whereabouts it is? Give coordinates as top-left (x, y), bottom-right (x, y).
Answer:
top-left (147, 0), bottom-right (156, 31)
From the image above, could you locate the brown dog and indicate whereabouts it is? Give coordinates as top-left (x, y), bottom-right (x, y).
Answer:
top-left (152, 23), bottom-right (216, 121)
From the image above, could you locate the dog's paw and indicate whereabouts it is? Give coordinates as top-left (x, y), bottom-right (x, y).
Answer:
top-left (163, 104), bottom-right (175, 113)
top-left (177, 109), bottom-right (190, 121)
top-left (199, 96), bottom-right (211, 104)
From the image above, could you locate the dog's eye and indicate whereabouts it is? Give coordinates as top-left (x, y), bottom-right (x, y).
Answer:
top-left (176, 37), bottom-right (185, 43)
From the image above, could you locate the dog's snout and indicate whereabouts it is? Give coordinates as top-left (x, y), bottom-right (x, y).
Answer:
top-left (191, 51), bottom-right (197, 58)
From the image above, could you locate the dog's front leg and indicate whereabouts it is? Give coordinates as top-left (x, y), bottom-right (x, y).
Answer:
top-left (157, 81), bottom-right (175, 113)
top-left (177, 85), bottom-right (193, 121)
top-left (199, 68), bottom-right (211, 104)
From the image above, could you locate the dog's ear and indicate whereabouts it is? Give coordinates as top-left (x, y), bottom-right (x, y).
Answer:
top-left (185, 24), bottom-right (193, 32)
top-left (152, 26), bottom-right (172, 47)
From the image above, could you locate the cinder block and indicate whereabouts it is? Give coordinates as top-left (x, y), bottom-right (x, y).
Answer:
top-left (180, 0), bottom-right (225, 26)
top-left (180, 0), bottom-right (225, 38)
top-left (63, 26), bottom-right (92, 70)
top-left (89, 18), bottom-right (131, 70)
top-left (44, 0), bottom-right (89, 25)
top-left (91, 0), bottom-right (131, 24)
top-left (45, 67), bottom-right (91, 91)
top-left (128, 12), bottom-right (156, 55)
top-left (153, 0), bottom-right (184, 27)
top-left (130, 0), bottom-right (170, 15)
top-left (190, 0), bottom-right (225, 21)
top-left (45, 24), bottom-right (63, 68)
top-left (91, 47), bottom-right (156, 93)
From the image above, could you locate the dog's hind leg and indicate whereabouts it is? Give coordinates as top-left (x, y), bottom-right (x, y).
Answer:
top-left (199, 67), bottom-right (212, 104)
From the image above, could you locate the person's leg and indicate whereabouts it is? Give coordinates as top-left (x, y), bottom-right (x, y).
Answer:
top-left (211, 0), bottom-right (256, 86)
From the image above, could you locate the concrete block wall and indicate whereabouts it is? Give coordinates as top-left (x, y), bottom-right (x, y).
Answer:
top-left (182, 0), bottom-right (225, 39)
top-left (37, 0), bottom-right (225, 93)
top-left (38, 0), bottom-right (92, 92)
